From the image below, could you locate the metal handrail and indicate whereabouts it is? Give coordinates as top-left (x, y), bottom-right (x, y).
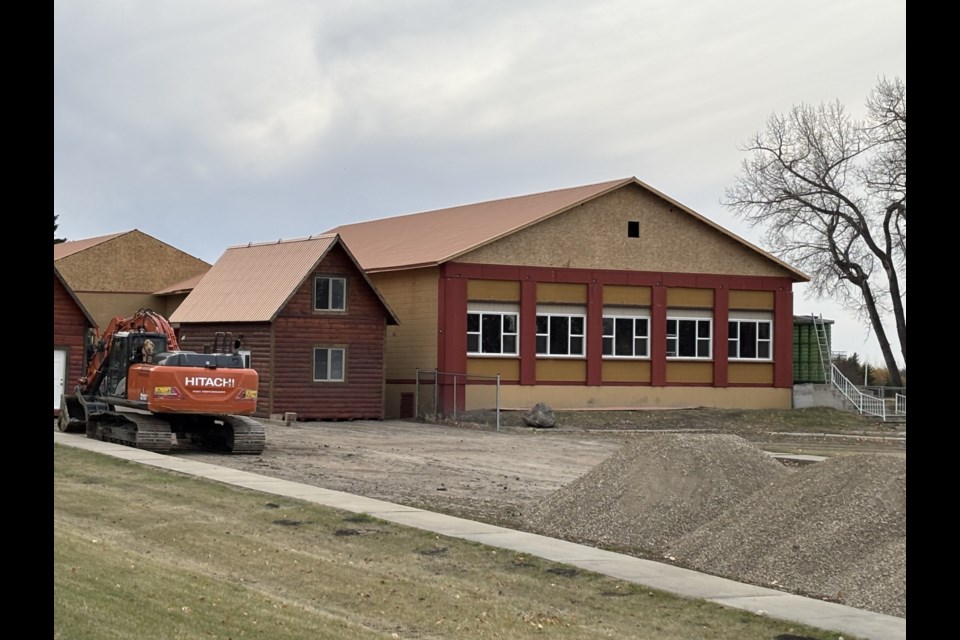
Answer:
top-left (830, 364), bottom-right (887, 419)
top-left (895, 393), bottom-right (907, 415)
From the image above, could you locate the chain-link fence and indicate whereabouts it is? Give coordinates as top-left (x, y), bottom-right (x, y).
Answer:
top-left (413, 369), bottom-right (501, 430)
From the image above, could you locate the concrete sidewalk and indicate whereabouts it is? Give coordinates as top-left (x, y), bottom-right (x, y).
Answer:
top-left (54, 431), bottom-right (906, 640)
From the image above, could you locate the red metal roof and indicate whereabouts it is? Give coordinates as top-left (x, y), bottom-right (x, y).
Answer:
top-left (329, 177), bottom-right (808, 281)
top-left (169, 234), bottom-right (399, 324)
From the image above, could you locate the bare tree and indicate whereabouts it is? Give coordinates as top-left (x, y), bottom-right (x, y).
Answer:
top-left (723, 77), bottom-right (906, 386)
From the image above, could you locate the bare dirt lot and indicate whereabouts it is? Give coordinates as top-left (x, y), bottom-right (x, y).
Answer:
top-left (148, 407), bottom-right (909, 617)
top-left (168, 407), bottom-right (906, 528)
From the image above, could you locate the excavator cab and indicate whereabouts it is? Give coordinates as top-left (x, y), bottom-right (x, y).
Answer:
top-left (98, 331), bottom-right (170, 398)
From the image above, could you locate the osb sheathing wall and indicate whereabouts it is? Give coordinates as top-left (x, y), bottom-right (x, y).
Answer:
top-left (460, 185), bottom-right (792, 278)
top-left (56, 231), bottom-right (209, 329)
top-left (55, 231), bottom-right (209, 293)
top-left (369, 267), bottom-right (439, 380)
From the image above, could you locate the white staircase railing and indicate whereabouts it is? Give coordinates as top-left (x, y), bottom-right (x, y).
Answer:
top-left (895, 393), bottom-right (907, 415)
top-left (830, 364), bottom-right (887, 419)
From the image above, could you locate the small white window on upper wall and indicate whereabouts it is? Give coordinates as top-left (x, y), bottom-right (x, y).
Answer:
top-left (315, 276), bottom-right (346, 311)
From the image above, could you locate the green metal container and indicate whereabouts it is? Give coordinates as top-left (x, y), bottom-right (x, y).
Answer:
top-left (793, 316), bottom-right (833, 383)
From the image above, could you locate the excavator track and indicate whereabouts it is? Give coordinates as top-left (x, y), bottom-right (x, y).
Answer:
top-left (86, 412), bottom-right (173, 454)
top-left (222, 415), bottom-right (266, 455)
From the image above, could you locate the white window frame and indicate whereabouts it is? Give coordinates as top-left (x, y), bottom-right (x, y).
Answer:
top-left (467, 304), bottom-right (519, 356)
top-left (728, 312), bottom-right (773, 361)
top-left (313, 347), bottom-right (345, 382)
top-left (602, 308), bottom-right (650, 358)
top-left (536, 305), bottom-right (586, 358)
top-left (238, 349), bottom-right (252, 369)
top-left (314, 276), bottom-right (347, 311)
top-left (666, 311), bottom-right (712, 359)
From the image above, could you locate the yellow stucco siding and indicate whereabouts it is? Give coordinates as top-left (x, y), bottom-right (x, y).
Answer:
top-left (369, 268), bottom-right (439, 379)
top-left (462, 385), bottom-right (792, 411)
top-left (537, 283), bottom-right (587, 304)
top-left (76, 292), bottom-right (170, 331)
top-left (603, 285), bottom-right (651, 306)
top-left (602, 360), bottom-right (652, 382)
top-left (467, 358), bottom-right (519, 381)
top-left (467, 280), bottom-right (520, 301)
top-left (666, 288), bottom-right (713, 308)
top-left (665, 361), bottom-right (713, 383)
top-left (458, 185), bottom-right (794, 277)
top-left (729, 290), bottom-right (775, 310)
top-left (728, 362), bottom-right (775, 384)
top-left (536, 359), bottom-right (586, 381)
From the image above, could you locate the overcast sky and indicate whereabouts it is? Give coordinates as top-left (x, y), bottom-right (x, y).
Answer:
top-left (54, 0), bottom-right (906, 368)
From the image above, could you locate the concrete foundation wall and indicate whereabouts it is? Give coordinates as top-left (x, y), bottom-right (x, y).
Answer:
top-left (792, 383), bottom-right (849, 409)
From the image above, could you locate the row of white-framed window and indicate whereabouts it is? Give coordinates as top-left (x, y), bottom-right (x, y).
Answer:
top-left (467, 308), bottom-right (773, 360)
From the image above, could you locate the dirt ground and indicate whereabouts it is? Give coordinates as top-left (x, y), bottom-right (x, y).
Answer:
top-left (167, 407), bottom-right (906, 528)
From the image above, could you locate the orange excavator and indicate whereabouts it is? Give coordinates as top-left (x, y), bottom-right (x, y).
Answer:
top-left (58, 308), bottom-right (265, 454)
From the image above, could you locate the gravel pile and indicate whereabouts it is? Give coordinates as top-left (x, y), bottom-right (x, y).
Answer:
top-left (523, 433), bottom-right (906, 618)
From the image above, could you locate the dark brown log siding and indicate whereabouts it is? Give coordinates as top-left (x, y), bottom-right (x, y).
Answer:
top-left (177, 245), bottom-right (389, 421)
top-left (273, 246), bottom-right (388, 420)
top-left (54, 274), bottom-right (94, 415)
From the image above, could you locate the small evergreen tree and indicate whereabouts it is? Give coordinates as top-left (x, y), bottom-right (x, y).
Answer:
top-left (54, 214), bottom-right (66, 244)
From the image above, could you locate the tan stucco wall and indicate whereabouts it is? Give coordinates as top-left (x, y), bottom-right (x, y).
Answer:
top-left (728, 362), bottom-right (775, 384)
top-left (729, 290), bottom-right (775, 310)
top-left (467, 358), bottom-right (520, 380)
top-left (459, 185), bottom-right (793, 277)
top-left (370, 268), bottom-right (439, 380)
top-left (603, 285), bottom-right (651, 305)
top-left (536, 359), bottom-right (586, 381)
top-left (74, 292), bottom-right (171, 332)
top-left (537, 283), bottom-right (587, 304)
top-left (666, 288), bottom-right (713, 308)
top-left (665, 361), bottom-right (714, 383)
top-left (464, 385), bottom-right (793, 411)
top-left (602, 360), bottom-right (652, 382)
top-left (467, 280), bottom-right (520, 301)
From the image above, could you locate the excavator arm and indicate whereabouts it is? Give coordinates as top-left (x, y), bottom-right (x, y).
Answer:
top-left (80, 309), bottom-right (179, 394)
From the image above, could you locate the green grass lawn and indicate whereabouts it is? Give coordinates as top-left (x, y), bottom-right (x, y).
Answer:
top-left (54, 444), bottom-right (856, 640)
